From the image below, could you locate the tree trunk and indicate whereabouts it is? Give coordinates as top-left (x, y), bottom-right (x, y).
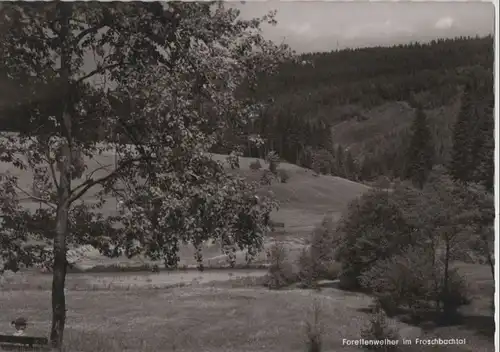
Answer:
top-left (50, 3), bottom-right (72, 350)
top-left (431, 238), bottom-right (440, 315)
top-left (484, 235), bottom-right (495, 280)
top-left (50, 191), bottom-right (69, 349)
top-left (480, 226), bottom-right (495, 281)
top-left (487, 253), bottom-right (494, 280)
top-left (441, 235), bottom-right (451, 322)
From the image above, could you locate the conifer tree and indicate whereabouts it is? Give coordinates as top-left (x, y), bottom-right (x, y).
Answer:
top-left (449, 81), bottom-right (475, 183)
top-left (450, 74), bottom-right (494, 191)
top-left (344, 150), bottom-right (358, 181)
top-left (404, 107), bottom-right (435, 188)
top-left (471, 79), bottom-right (495, 191)
top-left (335, 145), bottom-right (345, 177)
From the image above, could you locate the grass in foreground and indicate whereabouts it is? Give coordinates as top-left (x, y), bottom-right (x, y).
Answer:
top-left (0, 286), bottom-right (374, 352)
top-left (0, 262), bottom-right (492, 352)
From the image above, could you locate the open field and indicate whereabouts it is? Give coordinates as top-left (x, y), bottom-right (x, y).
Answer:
top-left (0, 286), bottom-right (375, 352)
top-left (0, 262), bottom-right (493, 352)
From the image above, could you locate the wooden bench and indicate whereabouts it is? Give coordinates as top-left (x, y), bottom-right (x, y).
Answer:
top-left (0, 335), bottom-right (49, 350)
top-left (270, 221), bottom-right (285, 228)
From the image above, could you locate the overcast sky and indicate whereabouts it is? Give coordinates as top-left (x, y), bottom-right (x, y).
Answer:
top-left (233, 1), bottom-right (494, 53)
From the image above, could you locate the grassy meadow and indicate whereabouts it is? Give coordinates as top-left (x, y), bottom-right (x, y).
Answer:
top-left (0, 146), bottom-right (494, 352)
top-left (0, 148), bottom-right (369, 269)
top-left (0, 261), bottom-right (494, 352)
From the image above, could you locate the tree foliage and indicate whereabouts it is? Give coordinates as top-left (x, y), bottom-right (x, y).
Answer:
top-left (334, 167), bottom-right (493, 321)
top-left (360, 246), bottom-right (470, 320)
top-left (0, 1), bottom-right (292, 349)
top-left (335, 189), bottom-right (415, 289)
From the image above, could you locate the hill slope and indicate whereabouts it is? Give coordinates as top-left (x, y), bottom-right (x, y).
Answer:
top-left (213, 153), bottom-right (370, 232)
top-left (0, 148), bottom-right (370, 268)
top-left (237, 36), bottom-right (493, 182)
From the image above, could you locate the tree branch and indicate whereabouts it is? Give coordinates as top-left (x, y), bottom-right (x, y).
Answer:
top-left (75, 62), bottom-right (126, 84)
top-left (42, 137), bottom-right (60, 191)
top-left (68, 156), bottom-right (152, 204)
top-left (14, 184), bottom-right (57, 210)
top-left (48, 160), bottom-right (60, 191)
top-left (84, 163), bottom-right (114, 181)
top-left (74, 24), bottom-right (106, 45)
top-left (48, 20), bottom-right (61, 36)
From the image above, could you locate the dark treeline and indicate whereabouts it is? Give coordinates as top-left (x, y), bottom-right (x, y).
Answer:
top-left (0, 35), bottom-right (494, 188)
top-left (253, 35), bottom-right (492, 111)
top-left (235, 35), bottom-right (493, 187)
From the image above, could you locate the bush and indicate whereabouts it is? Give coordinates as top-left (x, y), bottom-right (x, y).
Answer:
top-left (265, 151), bottom-right (280, 174)
top-left (249, 159), bottom-right (262, 170)
top-left (226, 151), bottom-right (241, 170)
top-left (297, 215), bottom-right (341, 288)
top-left (360, 247), bottom-right (470, 321)
top-left (297, 249), bottom-right (319, 289)
top-left (299, 147), bottom-right (334, 175)
top-left (360, 301), bottom-right (400, 351)
top-left (309, 215), bottom-right (339, 264)
top-left (277, 169), bottom-right (290, 183)
top-left (304, 300), bottom-right (323, 352)
top-left (264, 241), bottom-right (297, 289)
top-left (439, 268), bottom-right (471, 321)
top-left (335, 189), bottom-right (415, 290)
top-left (298, 249), bottom-right (341, 289)
top-left (373, 175), bottom-right (391, 190)
top-left (260, 169), bottom-right (276, 185)
top-left (360, 247), bottom-right (439, 316)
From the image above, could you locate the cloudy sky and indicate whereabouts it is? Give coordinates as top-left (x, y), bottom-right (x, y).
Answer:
top-left (233, 1), bottom-right (494, 53)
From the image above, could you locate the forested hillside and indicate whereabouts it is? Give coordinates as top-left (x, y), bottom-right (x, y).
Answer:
top-left (0, 35), bottom-right (493, 187)
top-left (237, 35), bottom-right (494, 186)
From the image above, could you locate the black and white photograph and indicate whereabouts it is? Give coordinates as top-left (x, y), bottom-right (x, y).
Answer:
top-left (0, 1), bottom-right (495, 351)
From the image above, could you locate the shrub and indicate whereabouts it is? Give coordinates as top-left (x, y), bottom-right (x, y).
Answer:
top-left (335, 189), bottom-right (414, 290)
top-left (297, 215), bottom-right (341, 288)
top-left (304, 299), bottom-right (323, 352)
top-left (297, 249), bottom-right (341, 289)
top-left (309, 215), bottom-right (339, 265)
top-left (278, 169), bottom-right (290, 183)
top-left (249, 159), bottom-right (262, 170)
top-left (260, 169), bottom-right (276, 185)
top-left (360, 301), bottom-right (399, 351)
top-left (360, 247), bottom-right (439, 316)
top-left (373, 175), bottom-right (391, 190)
top-left (360, 247), bottom-right (470, 321)
top-left (299, 147), bottom-right (334, 175)
top-left (226, 151), bottom-right (241, 170)
top-left (439, 268), bottom-right (470, 321)
top-left (297, 249), bottom-right (319, 289)
top-left (265, 151), bottom-right (280, 174)
top-left (264, 241), bottom-right (296, 289)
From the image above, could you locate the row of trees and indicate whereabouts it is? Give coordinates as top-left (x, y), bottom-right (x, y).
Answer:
top-left (336, 168), bottom-right (494, 321)
top-left (256, 36), bottom-right (492, 110)
top-left (266, 165), bottom-right (494, 324)
top-left (402, 66), bottom-right (494, 191)
top-left (0, 2), bottom-right (292, 350)
top-left (289, 63), bottom-right (493, 189)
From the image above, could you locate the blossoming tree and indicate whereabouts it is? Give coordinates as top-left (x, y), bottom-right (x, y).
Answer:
top-left (0, 2), bottom-right (293, 349)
